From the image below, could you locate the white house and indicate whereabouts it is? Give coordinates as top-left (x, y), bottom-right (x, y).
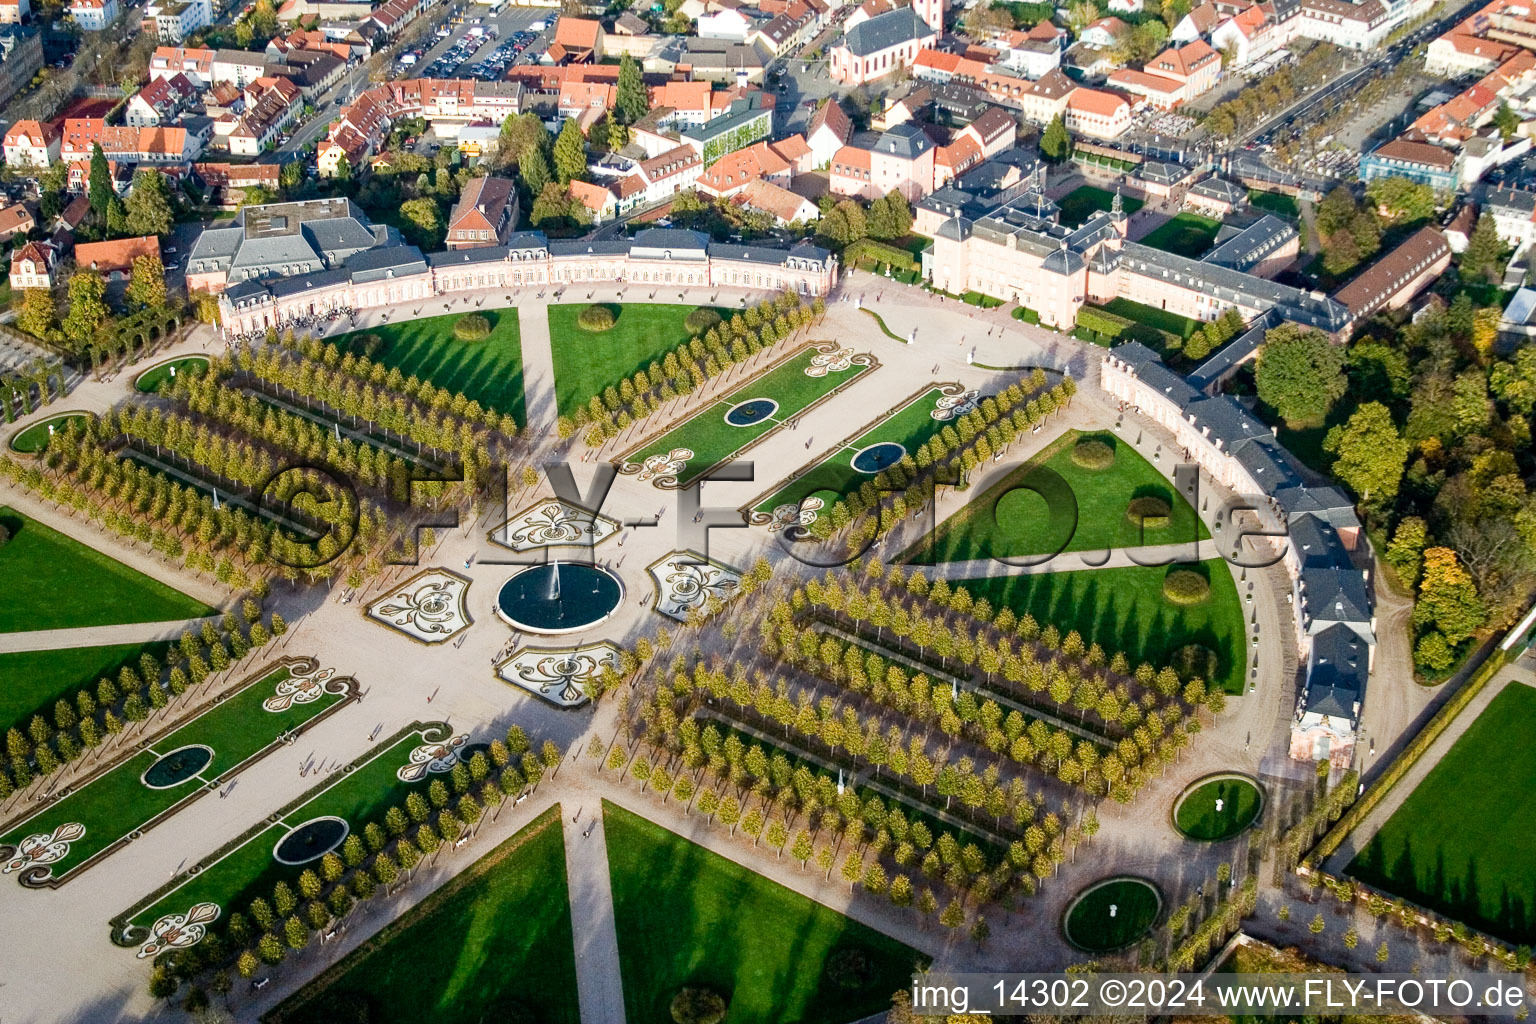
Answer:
top-left (2, 120), bottom-right (61, 168)
top-left (69, 0), bottom-right (119, 30)
top-left (806, 97), bottom-right (853, 168)
top-left (149, 0), bottom-right (213, 42)
top-left (696, 7), bottom-right (755, 40)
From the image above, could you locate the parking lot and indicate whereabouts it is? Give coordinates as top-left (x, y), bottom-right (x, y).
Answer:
top-left (395, 4), bottom-right (554, 81)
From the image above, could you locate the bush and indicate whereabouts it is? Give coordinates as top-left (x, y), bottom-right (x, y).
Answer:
top-left (1126, 495), bottom-right (1171, 527)
top-left (343, 332), bottom-right (386, 358)
top-left (1171, 644), bottom-right (1218, 682)
top-left (1071, 438), bottom-right (1115, 470)
top-left (577, 304), bottom-right (616, 331)
top-left (685, 308), bottom-right (722, 334)
top-left (453, 314), bottom-right (491, 342)
top-left (0, 522), bottom-right (8, 548)
top-left (671, 987), bottom-right (727, 1024)
top-left (824, 947), bottom-right (873, 990)
top-left (1163, 568), bottom-right (1211, 605)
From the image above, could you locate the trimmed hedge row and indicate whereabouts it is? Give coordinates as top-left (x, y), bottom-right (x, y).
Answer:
top-left (844, 238), bottom-right (919, 271)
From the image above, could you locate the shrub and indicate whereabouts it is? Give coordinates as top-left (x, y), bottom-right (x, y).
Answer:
top-left (685, 308), bottom-right (722, 334)
top-left (577, 304), bottom-right (616, 331)
top-left (453, 314), bottom-right (491, 342)
top-left (1071, 438), bottom-right (1115, 470)
top-left (1163, 568), bottom-right (1211, 605)
top-left (671, 987), bottom-right (727, 1024)
top-left (1126, 495), bottom-right (1171, 527)
top-left (1170, 644), bottom-right (1218, 682)
top-left (343, 332), bottom-right (386, 358)
top-left (0, 522), bottom-right (8, 547)
top-left (824, 947), bottom-right (873, 990)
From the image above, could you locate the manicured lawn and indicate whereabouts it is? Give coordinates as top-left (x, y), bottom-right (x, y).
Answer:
top-left (1173, 774), bottom-right (1263, 840)
top-left (273, 809), bottom-right (578, 1024)
top-left (0, 642), bottom-right (171, 736)
top-left (330, 309), bottom-right (525, 425)
top-left (623, 346), bottom-right (873, 487)
top-left (1099, 297), bottom-right (1201, 339)
top-left (0, 507), bottom-right (214, 634)
top-left (605, 801), bottom-right (923, 1024)
top-left (1248, 189), bottom-right (1300, 220)
top-left (1063, 877), bottom-right (1161, 952)
top-left (1, 665), bottom-right (347, 882)
top-left (908, 429), bottom-right (1207, 562)
top-left (952, 561), bottom-right (1247, 694)
top-left (549, 302), bottom-right (722, 416)
top-left (1348, 683), bottom-right (1536, 943)
top-left (9, 413), bottom-right (89, 454)
top-left (134, 356), bottom-right (210, 394)
top-left (1139, 212), bottom-right (1223, 258)
top-left (753, 385), bottom-right (953, 519)
top-left (1057, 186), bottom-right (1143, 229)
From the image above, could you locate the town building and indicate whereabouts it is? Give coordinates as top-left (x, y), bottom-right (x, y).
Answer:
top-left (1064, 87), bottom-right (1132, 139)
top-left (828, 1), bottom-right (941, 86)
top-left (2, 119), bottom-right (60, 169)
top-left (1332, 226), bottom-right (1453, 320)
top-left (149, 0), bottom-right (212, 41)
top-left (126, 73), bottom-right (199, 128)
top-left (1359, 136), bottom-right (1461, 190)
top-left (75, 235), bottom-right (160, 282)
top-left (446, 176), bottom-right (519, 250)
top-left (9, 241), bottom-right (55, 290)
top-left (69, 0), bottom-right (119, 30)
top-left (186, 196), bottom-right (401, 293)
top-left (0, 0), bottom-right (29, 25)
top-left (0, 24), bottom-right (43, 109)
top-left (0, 202), bottom-right (34, 242)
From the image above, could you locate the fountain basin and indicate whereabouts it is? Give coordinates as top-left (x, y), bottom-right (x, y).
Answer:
top-left (141, 745), bottom-right (214, 789)
top-left (272, 816), bottom-right (350, 866)
top-left (495, 562), bottom-right (624, 635)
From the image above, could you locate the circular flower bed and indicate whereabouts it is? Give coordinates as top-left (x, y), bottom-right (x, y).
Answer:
top-left (1173, 773), bottom-right (1264, 841)
top-left (670, 987), bottom-right (727, 1024)
top-left (686, 308), bottom-right (722, 334)
top-left (1071, 438), bottom-right (1115, 469)
top-left (1163, 568), bottom-right (1211, 605)
top-left (1062, 876), bottom-right (1163, 953)
top-left (453, 314), bottom-right (491, 342)
top-left (578, 304), bottom-right (617, 331)
top-left (1126, 495), bottom-right (1171, 527)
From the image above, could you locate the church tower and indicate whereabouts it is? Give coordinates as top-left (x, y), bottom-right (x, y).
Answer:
top-left (913, 0), bottom-right (945, 34)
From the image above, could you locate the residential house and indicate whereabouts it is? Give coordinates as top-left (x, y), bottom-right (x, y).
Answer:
top-left (193, 162), bottom-right (281, 205)
top-left (568, 179), bottom-right (618, 223)
top-left (227, 76), bottom-right (302, 156)
top-left (1018, 67), bottom-right (1076, 124)
top-left (696, 5), bottom-right (756, 41)
top-left (150, 45), bottom-right (215, 87)
top-left (830, 122), bottom-right (936, 201)
top-left (1479, 186), bottom-right (1536, 252)
top-left (126, 72), bottom-right (199, 128)
top-left (806, 98), bottom-right (853, 168)
top-left (994, 21), bottom-right (1065, 79)
top-left (1142, 39), bottom-right (1222, 100)
top-left (69, 0), bottom-right (119, 30)
top-left (612, 144), bottom-right (703, 211)
top-left (737, 178), bottom-right (818, 224)
top-left (75, 235), bottom-right (160, 282)
top-left (212, 48), bottom-right (277, 88)
top-left (2, 120), bottom-right (60, 168)
top-left (547, 16), bottom-right (603, 63)
top-left (1295, 0), bottom-right (1392, 49)
top-left (1358, 135), bottom-right (1460, 190)
top-left (0, 0), bottom-right (29, 25)
top-left (695, 138), bottom-right (797, 197)
top-left (1077, 16), bottom-right (1129, 48)
top-left (9, 241), bottom-right (55, 290)
top-left (0, 24), bottom-right (41, 109)
top-left (150, 0), bottom-right (212, 42)
top-left (0, 202), bottom-right (34, 242)
top-left (446, 176), bottom-right (519, 249)
top-left (1064, 87), bottom-right (1132, 139)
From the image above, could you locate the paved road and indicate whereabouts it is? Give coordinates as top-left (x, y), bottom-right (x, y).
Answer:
top-left (0, 617), bottom-right (225, 652)
top-left (563, 802), bottom-right (626, 1024)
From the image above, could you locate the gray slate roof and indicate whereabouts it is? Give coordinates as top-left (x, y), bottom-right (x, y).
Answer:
top-left (839, 7), bottom-right (931, 58)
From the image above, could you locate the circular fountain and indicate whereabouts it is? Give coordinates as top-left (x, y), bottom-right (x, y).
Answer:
top-left (851, 442), bottom-right (907, 474)
top-left (724, 398), bottom-right (778, 427)
top-left (272, 817), bottom-right (350, 865)
top-left (495, 562), bottom-right (624, 635)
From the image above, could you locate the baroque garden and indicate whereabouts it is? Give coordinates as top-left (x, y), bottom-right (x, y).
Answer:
top-left (0, 266), bottom-right (1510, 1024)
